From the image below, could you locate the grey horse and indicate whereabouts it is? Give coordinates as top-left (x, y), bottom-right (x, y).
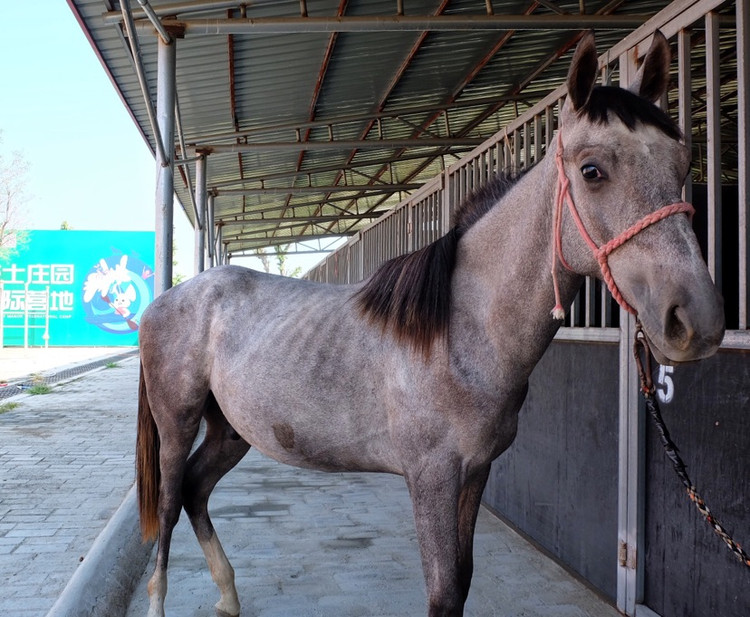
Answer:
top-left (136, 31), bottom-right (724, 617)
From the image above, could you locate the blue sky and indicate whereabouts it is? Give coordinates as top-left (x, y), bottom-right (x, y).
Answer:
top-left (0, 3), bottom-right (327, 278)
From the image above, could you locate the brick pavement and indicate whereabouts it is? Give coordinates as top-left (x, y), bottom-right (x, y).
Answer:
top-left (0, 356), bottom-right (139, 617)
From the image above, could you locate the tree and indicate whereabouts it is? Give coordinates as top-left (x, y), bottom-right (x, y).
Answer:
top-left (172, 238), bottom-right (186, 286)
top-left (252, 244), bottom-right (302, 278)
top-left (0, 135), bottom-right (30, 259)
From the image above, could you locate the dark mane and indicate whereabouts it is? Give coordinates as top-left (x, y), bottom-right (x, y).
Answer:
top-left (356, 171), bottom-right (526, 357)
top-left (581, 86), bottom-right (682, 141)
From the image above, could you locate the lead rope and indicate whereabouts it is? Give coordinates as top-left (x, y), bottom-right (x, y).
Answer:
top-left (633, 322), bottom-right (750, 568)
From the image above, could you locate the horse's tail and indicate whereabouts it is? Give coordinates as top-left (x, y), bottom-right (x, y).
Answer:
top-left (136, 361), bottom-right (160, 542)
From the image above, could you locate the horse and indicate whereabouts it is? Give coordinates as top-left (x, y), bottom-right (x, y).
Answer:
top-left (136, 31), bottom-right (725, 617)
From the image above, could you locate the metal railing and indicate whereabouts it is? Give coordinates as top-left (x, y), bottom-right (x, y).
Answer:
top-left (307, 0), bottom-right (747, 347)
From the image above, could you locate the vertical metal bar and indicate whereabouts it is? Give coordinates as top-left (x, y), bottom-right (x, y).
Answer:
top-left (738, 0), bottom-right (750, 329)
top-left (194, 154), bottom-right (207, 275)
top-left (207, 194), bottom-right (216, 267)
top-left (216, 225), bottom-right (224, 265)
top-left (617, 47), bottom-right (639, 617)
top-left (533, 114), bottom-right (542, 163)
top-left (523, 121), bottom-right (531, 168)
top-left (705, 11), bottom-right (722, 291)
top-left (23, 282), bottom-right (29, 349)
top-left (43, 286), bottom-right (50, 348)
top-left (155, 34), bottom-right (177, 295)
top-left (677, 29), bottom-right (693, 204)
top-left (545, 105), bottom-right (554, 147)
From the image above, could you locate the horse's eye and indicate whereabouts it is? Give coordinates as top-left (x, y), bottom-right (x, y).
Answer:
top-left (581, 164), bottom-right (603, 180)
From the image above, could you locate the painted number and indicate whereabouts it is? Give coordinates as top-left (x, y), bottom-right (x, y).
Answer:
top-left (656, 365), bottom-right (675, 404)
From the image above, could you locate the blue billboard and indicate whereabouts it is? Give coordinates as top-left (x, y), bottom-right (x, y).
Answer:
top-left (0, 230), bottom-right (155, 346)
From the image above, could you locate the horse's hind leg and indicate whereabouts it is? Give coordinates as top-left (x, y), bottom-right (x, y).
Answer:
top-left (147, 406), bottom-right (202, 617)
top-left (183, 394), bottom-right (250, 617)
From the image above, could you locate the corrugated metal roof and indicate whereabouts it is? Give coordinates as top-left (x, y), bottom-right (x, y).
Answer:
top-left (68, 0), bottom-right (675, 257)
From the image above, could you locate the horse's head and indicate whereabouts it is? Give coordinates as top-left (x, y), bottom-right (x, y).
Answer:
top-left (554, 31), bottom-right (724, 364)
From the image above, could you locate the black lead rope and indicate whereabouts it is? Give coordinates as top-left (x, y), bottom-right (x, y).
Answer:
top-left (633, 322), bottom-right (750, 568)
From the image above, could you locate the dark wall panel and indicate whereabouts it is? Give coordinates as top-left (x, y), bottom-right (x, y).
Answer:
top-left (644, 348), bottom-right (750, 617)
top-left (483, 340), bottom-right (620, 600)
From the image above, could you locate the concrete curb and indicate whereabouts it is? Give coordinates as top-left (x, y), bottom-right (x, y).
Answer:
top-left (46, 484), bottom-right (154, 617)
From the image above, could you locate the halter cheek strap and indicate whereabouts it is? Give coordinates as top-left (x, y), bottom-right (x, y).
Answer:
top-left (551, 130), bottom-right (695, 319)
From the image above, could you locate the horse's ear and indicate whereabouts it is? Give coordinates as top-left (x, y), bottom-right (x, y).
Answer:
top-left (629, 31), bottom-right (671, 102)
top-left (566, 31), bottom-right (598, 111)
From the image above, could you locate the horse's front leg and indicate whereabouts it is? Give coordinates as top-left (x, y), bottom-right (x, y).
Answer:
top-left (406, 461), bottom-right (487, 617)
top-left (456, 466), bottom-right (490, 598)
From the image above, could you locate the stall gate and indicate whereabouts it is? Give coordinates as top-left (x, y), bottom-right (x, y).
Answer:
top-left (307, 2), bottom-right (749, 616)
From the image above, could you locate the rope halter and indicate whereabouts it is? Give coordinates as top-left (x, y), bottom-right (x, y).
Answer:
top-left (550, 129), bottom-right (695, 320)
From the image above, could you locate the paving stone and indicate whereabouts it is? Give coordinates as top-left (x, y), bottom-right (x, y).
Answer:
top-left (0, 356), bottom-right (139, 616)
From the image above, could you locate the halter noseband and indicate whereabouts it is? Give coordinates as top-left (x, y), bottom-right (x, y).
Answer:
top-left (550, 129), bottom-right (695, 319)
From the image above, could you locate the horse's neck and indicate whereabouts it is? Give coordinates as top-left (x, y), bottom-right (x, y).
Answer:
top-left (452, 155), bottom-right (581, 381)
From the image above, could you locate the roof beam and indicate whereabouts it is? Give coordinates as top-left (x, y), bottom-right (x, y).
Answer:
top-left (215, 183), bottom-right (421, 195)
top-left (207, 150), bottom-right (461, 189)
top-left (194, 93), bottom-right (531, 143)
top-left (103, 1), bottom-right (241, 23)
top-left (224, 233), bottom-right (354, 249)
top-left (218, 214), bottom-right (384, 227)
top-left (137, 15), bottom-right (652, 34)
top-left (200, 137), bottom-right (484, 153)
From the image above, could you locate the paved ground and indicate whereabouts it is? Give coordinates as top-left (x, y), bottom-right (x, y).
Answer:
top-left (0, 355), bottom-right (622, 617)
top-left (0, 347), bottom-right (135, 382)
top-left (0, 354), bottom-right (139, 616)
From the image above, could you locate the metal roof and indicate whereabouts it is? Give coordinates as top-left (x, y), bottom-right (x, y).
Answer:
top-left (68, 0), bottom-right (674, 259)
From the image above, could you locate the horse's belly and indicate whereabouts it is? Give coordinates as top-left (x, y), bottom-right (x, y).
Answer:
top-left (220, 397), bottom-right (402, 475)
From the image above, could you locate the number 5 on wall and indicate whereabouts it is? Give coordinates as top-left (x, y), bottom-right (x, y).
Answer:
top-left (656, 364), bottom-right (675, 403)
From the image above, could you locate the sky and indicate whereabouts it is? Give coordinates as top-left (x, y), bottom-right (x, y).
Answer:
top-left (0, 3), bottom-right (326, 279)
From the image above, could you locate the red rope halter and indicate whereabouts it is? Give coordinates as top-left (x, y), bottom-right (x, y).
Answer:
top-left (551, 130), bottom-right (695, 319)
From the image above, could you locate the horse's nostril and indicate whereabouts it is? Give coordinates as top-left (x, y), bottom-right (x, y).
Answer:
top-left (665, 305), bottom-right (691, 348)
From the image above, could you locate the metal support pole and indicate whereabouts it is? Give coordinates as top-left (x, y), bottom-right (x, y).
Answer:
top-left (617, 47), bottom-right (641, 617)
top-left (155, 34), bottom-right (177, 295)
top-left (0, 282), bottom-right (4, 348)
top-left (207, 193), bottom-right (216, 267)
top-left (738, 0), bottom-right (750, 329)
top-left (216, 225), bottom-right (224, 264)
top-left (705, 12), bottom-right (722, 292)
top-left (194, 154), bottom-right (207, 275)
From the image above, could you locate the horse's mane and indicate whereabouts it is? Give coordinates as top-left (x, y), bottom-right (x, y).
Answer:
top-left (355, 172), bottom-right (525, 357)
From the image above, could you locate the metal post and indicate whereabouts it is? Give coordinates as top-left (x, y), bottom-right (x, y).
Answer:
top-left (23, 282), bottom-right (29, 349)
top-left (738, 0), bottom-right (750, 329)
top-left (43, 286), bottom-right (50, 348)
top-left (194, 154), bottom-right (207, 275)
top-left (617, 46), bottom-right (641, 617)
top-left (155, 34), bottom-right (177, 295)
top-left (215, 225), bottom-right (224, 264)
top-left (207, 193), bottom-right (216, 267)
top-left (705, 12), bottom-right (722, 291)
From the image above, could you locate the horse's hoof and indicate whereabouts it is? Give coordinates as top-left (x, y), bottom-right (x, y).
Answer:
top-left (215, 607), bottom-right (239, 617)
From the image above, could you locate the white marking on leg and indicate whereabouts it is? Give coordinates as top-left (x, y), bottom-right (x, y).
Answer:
top-left (200, 531), bottom-right (241, 617)
top-left (146, 569), bottom-right (167, 617)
